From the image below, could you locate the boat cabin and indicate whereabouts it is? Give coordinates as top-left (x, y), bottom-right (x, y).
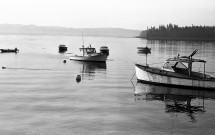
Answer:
top-left (162, 53), bottom-right (212, 79)
top-left (79, 47), bottom-right (96, 55)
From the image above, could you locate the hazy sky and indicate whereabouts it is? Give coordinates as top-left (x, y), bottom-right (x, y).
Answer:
top-left (0, 0), bottom-right (214, 30)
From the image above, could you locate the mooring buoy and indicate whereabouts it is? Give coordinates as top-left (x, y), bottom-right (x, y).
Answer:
top-left (76, 75), bottom-right (81, 82)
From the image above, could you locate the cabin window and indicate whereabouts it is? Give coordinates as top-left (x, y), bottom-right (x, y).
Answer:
top-left (171, 61), bottom-right (189, 74)
top-left (167, 61), bottom-right (176, 67)
top-left (163, 63), bottom-right (173, 70)
top-left (175, 62), bottom-right (187, 69)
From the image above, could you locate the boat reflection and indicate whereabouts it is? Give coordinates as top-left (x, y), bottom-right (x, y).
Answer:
top-left (134, 81), bottom-right (215, 123)
top-left (76, 61), bottom-right (107, 80)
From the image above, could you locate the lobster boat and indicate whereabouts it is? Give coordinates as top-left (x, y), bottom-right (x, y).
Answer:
top-left (135, 50), bottom-right (215, 90)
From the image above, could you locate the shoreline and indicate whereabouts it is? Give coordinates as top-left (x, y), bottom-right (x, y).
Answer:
top-left (136, 36), bottom-right (215, 42)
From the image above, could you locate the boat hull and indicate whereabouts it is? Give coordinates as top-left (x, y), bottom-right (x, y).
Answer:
top-left (70, 53), bottom-right (107, 62)
top-left (1, 48), bottom-right (19, 53)
top-left (135, 64), bottom-right (215, 90)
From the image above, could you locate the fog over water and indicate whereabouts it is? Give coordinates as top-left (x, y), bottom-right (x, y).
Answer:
top-left (0, 0), bottom-right (215, 29)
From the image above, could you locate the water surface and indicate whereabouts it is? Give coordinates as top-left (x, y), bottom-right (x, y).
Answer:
top-left (0, 35), bottom-right (215, 135)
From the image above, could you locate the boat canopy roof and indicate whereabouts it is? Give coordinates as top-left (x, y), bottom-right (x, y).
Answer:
top-left (100, 46), bottom-right (108, 48)
top-left (167, 49), bottom-right (206, 63)
top-left (167, 56), bottom-right (206, 63)
top-left (79, 47), bottom-right (96, 51)
top-left (59, 44), bottom-right (66, 47)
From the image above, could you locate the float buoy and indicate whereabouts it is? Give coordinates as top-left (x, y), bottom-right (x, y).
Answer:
top-left (63, 60), bottom-right (66, 63)
top-left (76, 75), bottom-right (81, 82)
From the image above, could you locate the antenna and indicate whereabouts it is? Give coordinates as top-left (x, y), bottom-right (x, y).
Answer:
top-left (190, 49), bottom-right (198, 58)
top-left (82, 32), bottom-right (85, 56)
top-left (82, 32), bottom-right (85, 47)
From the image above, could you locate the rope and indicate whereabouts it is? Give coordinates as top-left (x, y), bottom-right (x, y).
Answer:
top-left (2, 66), bottom-right (52, 71)
top-left (130, 71), bottom-right (136, 81)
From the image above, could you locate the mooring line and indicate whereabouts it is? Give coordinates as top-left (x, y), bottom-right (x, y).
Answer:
top-left (2, 66), bottom-right (52, 71)
top-left (130, 71), bottom-right (136, 81)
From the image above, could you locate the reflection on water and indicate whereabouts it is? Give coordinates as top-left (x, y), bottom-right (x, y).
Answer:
top-left (133, 81), bottom-right (215, 123)
top-left (75, 61), bottom-right (107, 80)
top-left (1, 35), bottom-right (215, 134)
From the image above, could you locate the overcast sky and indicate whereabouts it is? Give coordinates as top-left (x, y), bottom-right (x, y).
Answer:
top-left (0, 0), bottom-right (214, 30)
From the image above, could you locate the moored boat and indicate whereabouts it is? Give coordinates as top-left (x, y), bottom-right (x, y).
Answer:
top-left (135, 50), bottom-right (215, 90)
top-left (70, 45), bottom-right (107, 62)
top-left (100, 46), bottom-right (109, 54)
top-left (0, 48), bottom-right (19, 53)
top-left (137, 46), bottom-right (151, 53)
top-left (58, 44), bottom-right (67, 52)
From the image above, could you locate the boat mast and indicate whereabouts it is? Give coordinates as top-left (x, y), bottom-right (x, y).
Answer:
top-left (82, 32), bottom-right (85, 56)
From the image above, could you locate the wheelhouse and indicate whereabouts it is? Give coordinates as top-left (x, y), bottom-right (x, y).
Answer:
top-left (79, 47), bottom-right (96, 55)
top-left (162, 61), bottom-right (188, 74)
top-left (163, 50), bottom-right (212, 79)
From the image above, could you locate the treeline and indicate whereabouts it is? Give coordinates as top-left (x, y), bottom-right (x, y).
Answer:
top-left (141, 24), bottom-right (215, 41)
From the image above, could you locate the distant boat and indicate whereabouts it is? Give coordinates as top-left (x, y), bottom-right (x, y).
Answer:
top-left (100, 46), bottom-right (109, 55)
top-left (135, 50), bottom-right (215, 90)
top-left (137, 46), bottom-right (151, 53)
top-left (0, 48), bottom-right (19, 53)
top-left (58, 44), bottom-right (67, 52)
top-left (70, 45), bottom-right (107, 62)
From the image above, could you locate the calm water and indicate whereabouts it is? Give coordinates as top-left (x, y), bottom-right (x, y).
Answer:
top-left (0, 35), bottom-right (215, 135)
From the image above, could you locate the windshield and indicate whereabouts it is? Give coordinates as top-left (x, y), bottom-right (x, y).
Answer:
top-left (175, 62), bottom-right (187, 69)
top-left (80, 48), bottom-right (96, 54)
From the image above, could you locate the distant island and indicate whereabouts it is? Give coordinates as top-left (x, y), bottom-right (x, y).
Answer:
top-left (139, 24), bottom-right (215, 42)
top-left (0, 24), bottom-right (141, 38)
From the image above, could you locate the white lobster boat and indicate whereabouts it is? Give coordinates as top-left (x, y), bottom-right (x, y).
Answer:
top-left (135, 50), bottom-right (215, 90)
top-left (70, 46), bottom-right (107, 62)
